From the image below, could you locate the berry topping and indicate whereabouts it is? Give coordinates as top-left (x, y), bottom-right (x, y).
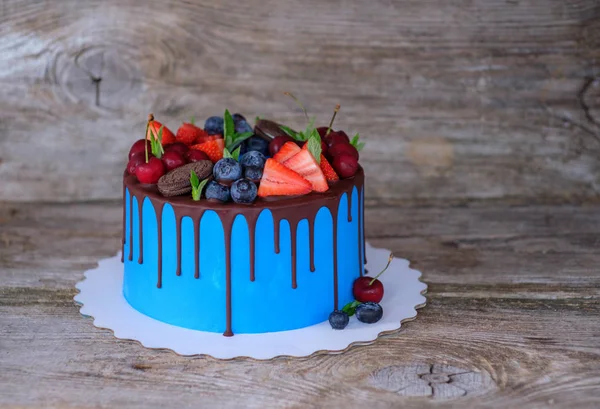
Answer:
top-left (332, 154), bottom-right (358, 179)
top-left (164, 142), bottom-right (189, 156)
top-left (283, 149), bottom-right (329, 192)
top-left (161, 150), bottom-right (187, 172)
top-left (128, 139), bottom-right (151, 160)
top-left (319, 155), bottom-right (339, 181)
top-left (239, 151), bottom-right (266, 169)
top-left (316, 127), bottom-right (329, 138)
top-left (230, 178), bottom-right (258, 204)
top-left (353, 253), bottom-right (392, 303)
top-left (232, 113), bottom-right (246, 123)
top-left (243, 135), bottom-right (270, 156)
top-left (205, 180), bottom-right (231, 202)
top-left (190, 138), bottom-right (225, 163)
top-left (186, 149), bottom-right (210, 163)
top-left (257, 159), bottom-right (312, 197)
top-left (244, 166), bottom-right (263, 183)
top-left (176, 123), bottom-right (205, 146)
top-left (213, 158), bottom-right (242, 186)
top-left (135, 157), bottom-right (165, 184)
top-left (127, 151), bottom-right (148, 174)
top-left (235, 119), bottom-right (253, 134)
top-left (324, 131), bottom-right (350, 148)
top-left (272, 141), bottom-right (301, 163)
top-left (269, 136), bottom-right (297, 157)
top-left (355, 302), bottom-right (383, 324)
top-left (329, 142), bottom-right (359, 160)
top-left (204, 116), bottom-right (224, 135)
top-left (147, 120), bottom-right (176, 145)
top-left (328, 310), bottom-right (349, 330)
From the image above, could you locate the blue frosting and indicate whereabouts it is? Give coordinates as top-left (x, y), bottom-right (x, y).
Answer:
top-left (123, 187), bottom-right (364, 334)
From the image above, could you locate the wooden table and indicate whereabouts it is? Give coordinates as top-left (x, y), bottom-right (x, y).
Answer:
top-left (2, 199), bottom-right (599, 408)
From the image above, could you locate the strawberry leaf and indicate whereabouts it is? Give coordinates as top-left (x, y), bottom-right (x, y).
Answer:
top-left (223, 109), bottom-right (235, 149)
top-left (150, 126), bottom-right (164, 158)
top-left (307, 131), bottom-right (322, 164)
top-left (190, 116), bottom-right (195, 125)
top-left (350, 133), bottom-right (365, 152)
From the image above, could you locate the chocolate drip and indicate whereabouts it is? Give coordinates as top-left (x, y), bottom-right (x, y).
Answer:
top-left (331, 201), bottom-right (339, 310)
top-left (175, 215), bottom-right (182, 276)
top-left (155, 202), bottom-right (165, 288)
top-left (362, 187), bottom-right (367, 265)
top-left (347, 191), bottom-right (353, 222)
top-left (222, 214), bottom-right (234, 337)
top-left (137, 198), bottom-right (144, 264)
top-left (290, 221), bottom-right (298, 289)
top-left (308, 217), bottom-right (315, 272)
top-left (123, 168), bottom-right (364, 336)
top-left (357, 187), bottom-right (363, 277)
top-left (194, 216), bottom-right (201, 279)
top-left (247, 213), bottom-right (259, 282)
top-left (274, 219), bottom-right (280, 254)
top-left (129, 194), bottom-right (134, 261)
top-left (121, 181), bottom-right (126, 262)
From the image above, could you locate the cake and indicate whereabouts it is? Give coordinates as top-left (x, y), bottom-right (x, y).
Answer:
top-left (122, 103), bottom-right (379, 336)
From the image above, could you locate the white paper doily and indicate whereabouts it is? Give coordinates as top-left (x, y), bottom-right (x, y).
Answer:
top-left (74, 242), bottom-right (427, 360)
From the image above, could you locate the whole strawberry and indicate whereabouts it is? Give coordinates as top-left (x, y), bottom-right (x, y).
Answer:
top-left (176, 123), bottom-right (206, 146)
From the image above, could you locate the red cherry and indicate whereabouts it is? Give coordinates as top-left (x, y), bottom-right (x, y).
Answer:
top-left (161, 151), bottom-right (187, 172)
top-left (332, 154), bottom-right (358, 178)
top-left (316, 127), bottom-right (329, 138)
top-left (186, 149), bottom-right (210, 163)
top-left (164, 142), bottom-right (189, 156)
top-left (329, 142), bottom-right (358, 160)
top-left (353, 276), bottom-right (384, 303)
top-left (126, 152), bottom-right (149, 174)
top-left (324, 131), bottom-right (350, 147)
top-left (135, 157), bottom-right (165, 184)
top-left (128, 139), bottom-right (151, 160)
top-left (269, 135), bottom-right (295, 156)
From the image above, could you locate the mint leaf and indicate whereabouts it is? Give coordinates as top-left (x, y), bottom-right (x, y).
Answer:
top-left (190, 169), bottom-right (200, 189)
top-left (341, 300), bottom-right (361, 317)
top-left (255, 116), bottom-right (261, 124)
top-left (230, 132), bottom-right (253, 150)
top-left (231, 146), bottom-right (241, 161)
top-left (223, 148), bottom-right (233, 159)
top-left (350, 133), bottom-right (365, 152)
top-left (190, 170), bottom-right (208, 201)
top-left (223, 109), bottom-right (235, 149)
top-left (190, 116), bottom-right (195, 125)
top-left (306, 131), bottom-right (322, 164)
top-left (150, 126), bottom-right (164, 158)
top-left (280, 125), bottom-right (301, 140)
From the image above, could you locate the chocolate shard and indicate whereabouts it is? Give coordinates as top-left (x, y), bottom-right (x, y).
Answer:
top-left (158, 161), bottom-right (213, 197)
top-left (254, 119), bottom-right (293, 141)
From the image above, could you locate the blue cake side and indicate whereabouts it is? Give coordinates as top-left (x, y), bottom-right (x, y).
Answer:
top-left (122, 173), bottom-right (365, 335)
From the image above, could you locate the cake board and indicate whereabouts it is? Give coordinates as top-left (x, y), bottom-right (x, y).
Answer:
top-left (74, 242), bottom-right (427, 360)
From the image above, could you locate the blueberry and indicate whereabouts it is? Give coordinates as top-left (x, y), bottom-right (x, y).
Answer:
top-left (205, 181), bottom-right (230, 202)
top-left (244, 166), bottom-right (263, 183)
top-left (235, 120), bottom-right (253, 135)
top-left (213, 158), bottom-right (242, 185)
top-left (230, 178), bottom-right (258, 204)
top-left (355, 302), bottom-right (383, 324)
top-left (240, 151), bottom-right (266, 169)
top-left (204, 116), bottom-right (224, 135)
top-left (328, 310), bottom-right (349, 330)
top-left (244, 135), bottom-right (270, 156)
top-left (232, 113), bottom-right (246, 123)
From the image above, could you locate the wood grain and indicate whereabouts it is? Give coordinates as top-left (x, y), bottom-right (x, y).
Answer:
top-left (1, 200), bottom-right (600, 408)
top-left (1, 0), bottom-right (599, 202)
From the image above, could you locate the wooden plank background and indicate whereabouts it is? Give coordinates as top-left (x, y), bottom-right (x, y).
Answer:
top-left (1, 0), bottom-right (599, 202)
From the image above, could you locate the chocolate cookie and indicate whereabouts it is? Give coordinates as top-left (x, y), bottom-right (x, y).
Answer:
top-left (158, 161), bottom-right (213, 197)
top-left (254, 119), bottom-right (291, 141)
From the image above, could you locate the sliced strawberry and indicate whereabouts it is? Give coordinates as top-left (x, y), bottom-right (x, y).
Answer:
top-left (301, 142), bottom-right (339, 181)
top-left (272, 141), bottom-right (301, 163)
top-left (258, 159), bottom-right (312, 197)
top-left (283, 150), bottom-right (329, 192)
top-left (319, 155), bottom-right (339, 181)
top-left (190, 139), bottom-right (224, 163)
top-left (197, 133), bottom-right (223, 144)
top-left (176, 123), bottom-right (205, 146)
top-left (147, 121), bottom-right (176, 145)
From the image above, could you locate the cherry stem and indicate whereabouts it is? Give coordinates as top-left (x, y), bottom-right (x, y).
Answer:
top-left (144, 113), bottom-right (154, 163)
top-left (284, 92), bottom-right (309, 122)
top-left (325, 104), bottom-right (341, 136)
top-left (369, 253), bottom-right (394, 286)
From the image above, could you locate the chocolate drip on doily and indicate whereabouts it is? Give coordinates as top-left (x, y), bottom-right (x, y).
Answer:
top-left (123, 168), bottom-right (364, 336)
